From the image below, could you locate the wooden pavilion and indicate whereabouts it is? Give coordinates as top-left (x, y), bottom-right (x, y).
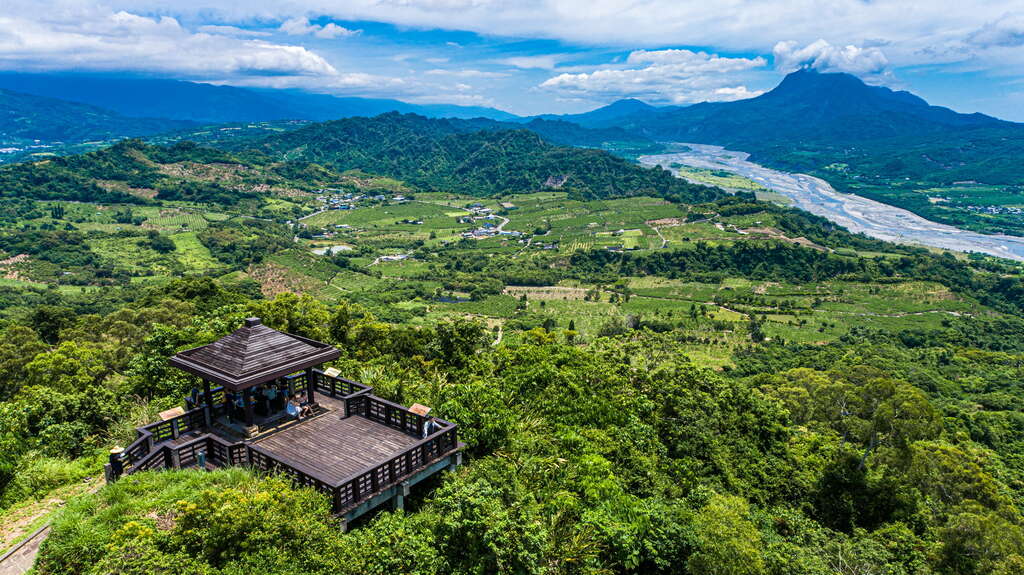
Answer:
top-left (106, 318), bottom-right (462, 528)
top-left (169, 317), bottom-right (340, 429)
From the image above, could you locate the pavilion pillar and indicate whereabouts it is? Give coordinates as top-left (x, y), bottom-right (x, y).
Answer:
top-left (243, 387), bottom-right (255, 427)
top-left (202, 380), bottom-right (213, 427)
top-left (306, 368), bottom-right (317, 405)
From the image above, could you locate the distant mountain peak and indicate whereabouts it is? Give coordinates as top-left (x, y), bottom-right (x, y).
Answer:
top-left (604, 98), bottom-right (656, 110)
top-left (770, 68), bottom-right (891, 98)
top-left (572, 66), bottom-right (1007, 151)
top-left (589, 98), bottom-right (660, 118)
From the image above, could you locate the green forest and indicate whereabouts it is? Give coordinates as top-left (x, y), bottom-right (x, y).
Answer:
top-left (0, 116), bottom-right (1023, 574)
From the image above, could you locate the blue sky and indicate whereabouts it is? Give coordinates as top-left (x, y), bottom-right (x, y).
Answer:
top-left (2, 1), bottom-right (1024, 119)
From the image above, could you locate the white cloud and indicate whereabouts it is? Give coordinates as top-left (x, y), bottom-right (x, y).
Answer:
top-left (772, 39), bottom-right (890, 78)
top-left (968, 13), bottom-right (1024, 47)
top-left (223, 72), bottom-right (404, 92)
top-left (424, 68), bottom-right (508, 78)
top-left (538, 49), bottom-right (766, 105)
top-left (279, 17), bottom-right (361, 39)
top-left (89, 1), bottom-right (1021, 65)
top-left (0, 9), bottom-right (338, 77)
top-left (197, 24), bottom-right (271, 37)
top-left (498, 55), bottom-right (564, 70)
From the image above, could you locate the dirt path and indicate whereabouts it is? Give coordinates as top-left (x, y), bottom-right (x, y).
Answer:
top-left (648, 224), bottom-right (668, 248)
top-left (0, 526), bottom-right (49, 575)
top-left (0, 478), bottom-right (103, 574)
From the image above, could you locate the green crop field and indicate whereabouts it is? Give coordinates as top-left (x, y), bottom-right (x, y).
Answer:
top-left (170, 231), bottom-right (220, 271)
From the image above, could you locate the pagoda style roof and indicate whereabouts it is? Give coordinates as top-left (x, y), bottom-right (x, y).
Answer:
top-left (169, 318), bottom-right (340, 390)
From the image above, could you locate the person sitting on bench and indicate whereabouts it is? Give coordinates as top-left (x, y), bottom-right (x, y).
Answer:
top-left (286, 399), bottom-right (313, 420)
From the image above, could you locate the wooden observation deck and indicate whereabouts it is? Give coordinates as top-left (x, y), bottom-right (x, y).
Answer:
top-left (105, 318), bottom-right (462, 527)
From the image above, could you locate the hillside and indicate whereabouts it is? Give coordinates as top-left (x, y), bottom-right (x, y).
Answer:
top-left (450, 117), bottom-right (658, 151)
top-left (247, 112), bottom-right (713, 201)
top-left (0, 88), bottom-right (192, 145)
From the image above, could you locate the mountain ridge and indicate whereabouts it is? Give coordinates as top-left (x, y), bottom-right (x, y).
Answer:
top-left (0, 88), bottom-right (193, 144)
top-left (0, 73), bottom-right (517, 125)
top-left (244, 112), bottom-right (715, 201)
top-left (559, 69), bottom-right (1010, 138)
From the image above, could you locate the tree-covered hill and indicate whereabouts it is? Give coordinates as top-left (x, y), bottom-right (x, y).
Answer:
top-left (12, 277), bottom-right (1024, 575)
top-left (0, 114), bottom-right (714, 207)
top-left (248, 112), bottom-right (716, 201)
top-left (0, 88), bottom-right (193, 145)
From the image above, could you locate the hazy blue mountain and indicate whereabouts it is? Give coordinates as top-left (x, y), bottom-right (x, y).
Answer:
top-left (0, 73), bottom-right (518, 124)
top-left (611, 69), bottom-right (1005, 145)
top-left (0, 88), bottom-right (192, 144)
top-left (533, 98), bottom-right (662, 127)
top-left (557, 70), bottom-right (1006, 141)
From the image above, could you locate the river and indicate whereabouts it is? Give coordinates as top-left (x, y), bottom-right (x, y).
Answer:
top-left (639, 143), bottom-right (1024, 262)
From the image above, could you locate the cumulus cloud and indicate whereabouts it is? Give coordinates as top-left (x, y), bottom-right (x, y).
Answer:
top-left (0, 9), bottom-right (338, 77)
top-left (772, 40), bottom-right (890, 78)
top-left (538, 49), bottom-right (766, 105)
top-left (279, 17), bottom-right (361, 39)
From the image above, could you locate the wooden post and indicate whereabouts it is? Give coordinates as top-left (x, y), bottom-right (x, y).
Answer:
top-left (202, 380), bottom-right (213, 427)
top-left (306, 368), bottom-right (317, 405)
top-left (243, 387), bottom-right (255, 427)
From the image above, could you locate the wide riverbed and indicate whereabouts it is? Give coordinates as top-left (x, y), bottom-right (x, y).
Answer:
top-left (639, 143), bottom-right (1024, 262)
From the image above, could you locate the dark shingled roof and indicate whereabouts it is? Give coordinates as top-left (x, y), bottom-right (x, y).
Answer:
top-left (169, 317), bottom-right (340, 390)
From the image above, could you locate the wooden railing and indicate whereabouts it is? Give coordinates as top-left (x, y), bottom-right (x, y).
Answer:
top-left (247, 444), bottom-right (336, 494)
top-left (348, 395), bottom-right (425, 437)
top-left (120, 405), bottom-right (208, 470)
top-left (333, 422), bottom-right (459, 511)
top-left (282, 372), bottom-right (308, 397)
top-left (184, 386), bottom-right (226, 411)
top-left (121, 412), bottom-right (459, 514)
top-left (115, 377), bottom-right (459, 515)
top-left (311, 369), bottom-right (372, 400)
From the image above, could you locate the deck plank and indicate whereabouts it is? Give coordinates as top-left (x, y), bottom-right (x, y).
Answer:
top-left (253, 397), bottom-right (421, 484)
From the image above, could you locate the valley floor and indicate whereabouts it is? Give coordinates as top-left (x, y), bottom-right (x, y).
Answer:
top-left (641, 143), bottom-right (1024, 261)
